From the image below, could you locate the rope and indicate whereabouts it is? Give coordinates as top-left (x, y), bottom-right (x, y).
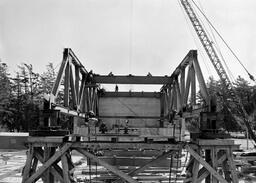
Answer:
top-left (191, 0), bottom-right (255, 82)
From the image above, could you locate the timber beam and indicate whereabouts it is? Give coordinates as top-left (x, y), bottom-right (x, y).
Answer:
top-left (92, 75), bottom-right (172, 85)
top-left (99, 91), bottom-right (160, 98)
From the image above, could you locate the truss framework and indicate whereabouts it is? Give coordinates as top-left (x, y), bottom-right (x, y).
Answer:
top-left (48, 49), bottom-right (209, 123)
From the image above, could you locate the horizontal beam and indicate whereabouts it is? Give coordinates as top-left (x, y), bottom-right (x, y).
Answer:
top-left (54, 106), bottom-right (86, 117)
top-left (93, 75), bottom-right (171, 85)
top-left (99, 92), bottom-right (160, 98)
top-left (27, 138), bottom-right (182, 150)
top-left (90, 156), bottom-right (180, 167)
top-left (98, 115), bottom-right (164, 119)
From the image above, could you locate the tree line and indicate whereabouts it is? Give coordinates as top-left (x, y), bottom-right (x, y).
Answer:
top-left (0, 60), bottom-right (255, 132)
top-left (0, 61), bottom-right (56, 132)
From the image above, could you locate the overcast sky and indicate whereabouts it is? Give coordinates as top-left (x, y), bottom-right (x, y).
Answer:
top-left (0, 0), bottom-right (256, 91)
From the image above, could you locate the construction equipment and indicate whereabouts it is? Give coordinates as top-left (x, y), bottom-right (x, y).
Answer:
top-left (180, 0), bottom-right (256, 143)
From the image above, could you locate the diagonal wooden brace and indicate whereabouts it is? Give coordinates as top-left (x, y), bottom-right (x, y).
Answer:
top-left (33, 150), bottom-right (64, 182)
top-left (24, 143), bottom-right (72, 183)
top-left (186, 145), bottom-right (228, 183)
top-left (113, 150), bottom-right (177, 183)
top-left (75, 148), bottom-right (139, 183)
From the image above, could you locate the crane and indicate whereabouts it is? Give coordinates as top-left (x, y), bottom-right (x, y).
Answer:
top-left (180, 0), bottom-right (256, 143)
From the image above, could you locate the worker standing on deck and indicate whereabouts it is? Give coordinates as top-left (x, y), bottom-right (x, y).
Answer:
top-left (85, 111), bottom-right (98, 138)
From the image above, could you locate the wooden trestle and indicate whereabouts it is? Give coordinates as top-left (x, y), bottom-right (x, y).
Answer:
top-left (21, 137), bottom-right (239, 183)
top-left (22, 136), bottom-right (183, 183)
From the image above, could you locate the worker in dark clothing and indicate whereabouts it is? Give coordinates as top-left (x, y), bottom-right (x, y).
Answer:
top-left (115, 85), bottom-right (119, 92)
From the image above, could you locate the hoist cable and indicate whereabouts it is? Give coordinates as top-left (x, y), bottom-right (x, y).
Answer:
top-left (177, 0), bottom-right (212, 77)
top-left (187, 0), bottom-right (235, 83)
top-left (194, 1), bottom-right (236, 83)
top-left (191, 0), bottom-right (255, 82)
top-left (169, 154), bottom-right (173, 183)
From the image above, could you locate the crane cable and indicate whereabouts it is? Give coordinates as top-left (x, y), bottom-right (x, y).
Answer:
top-left (168, 153), bottom-right (173, 183)
top-left (176, 0), bottom-right (213, 77)
top-left (196, 0), bottom-right (236, 82)
top-left (190, 0), bottom-right (236, 83)
top-left (191, 0), bottom-right (255, 82)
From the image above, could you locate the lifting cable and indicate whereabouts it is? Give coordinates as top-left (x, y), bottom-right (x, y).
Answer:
top-left (87, 116), bottom-right (92, 183)
top-left (169, 153), bottom-right (173, 183)
top-left (174, 150), bottom-right (180, 183)
top-left (176, 0), bottom-right (213, 77)
top-left (95, 124), bottom-right (98, 182)
top-left (191, 0), bottom-right (255, 82)
top-left (88, 158), bottom-right (92, 182)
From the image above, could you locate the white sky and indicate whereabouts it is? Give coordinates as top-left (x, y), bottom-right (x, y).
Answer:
top-left (0, 0), bottom-right (256, 91)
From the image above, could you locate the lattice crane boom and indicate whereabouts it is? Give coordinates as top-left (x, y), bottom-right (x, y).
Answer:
top-left (180, 0), bottom-right (256, 142)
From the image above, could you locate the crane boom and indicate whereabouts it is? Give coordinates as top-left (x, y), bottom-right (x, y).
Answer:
top-left (180, 0), bottom-right (256, 142)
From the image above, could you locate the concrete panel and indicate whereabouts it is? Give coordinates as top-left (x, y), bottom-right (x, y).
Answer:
top-left (99, 97), bottom-right (160, 116)
top-left (99, 97), bottom-right (160, 128)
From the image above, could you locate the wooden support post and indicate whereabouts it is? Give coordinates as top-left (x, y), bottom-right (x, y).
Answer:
top-left (184, 66), bottom-right (191, 104)
top-left (78, 75), bottom-right (86, 111)
top-left (175, 79), bottom-right (182, 112)
top-left (24, 143), bottom-right (72, 183)
top-left (70, 65), bottom-right (78, 109)
top-left (76, 148), bottom-right (139, 183)
top-left (64, 61), bottom-right (70, 107)
top-left (160, 92), bottom-right (165, 119)
top-left (192, 155), bottom-right (200, 183)
top-left (192, 57), bottom-right (209, 104)
top-left (61, 153), bottom-right (71, 183)
top-left (205, 149), bottom-right (211, 183)
top-left (173, 86), bottom-right (177, 111)
top-left (211, 147), bottom-right (218, 183)
top-left (169, 87), bottom-right (174, 112)
top-left (180, 69), bottom-right (185, 106)
top-left (75, 66), bottom-right (80, 103)
top-left (91, 87), bottom-right (96, 112)
top-left (190, 65), bottom-right (196, 105)
top-left (51, 49), bottom-right (69, 101)
top-left (43, 147), bottom-right (51, 183)
top-left (227, 148), bottom-right (238, 183)
top-left (186, 145), bottom-right (228, 183)
top-left (22, 146), bottom-right (34, 183)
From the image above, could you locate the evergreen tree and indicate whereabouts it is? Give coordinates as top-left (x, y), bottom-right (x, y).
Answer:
top-left (39, 63), bottom-right (56, 94)
top-left (0, 61), bottom-right (13, 130)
